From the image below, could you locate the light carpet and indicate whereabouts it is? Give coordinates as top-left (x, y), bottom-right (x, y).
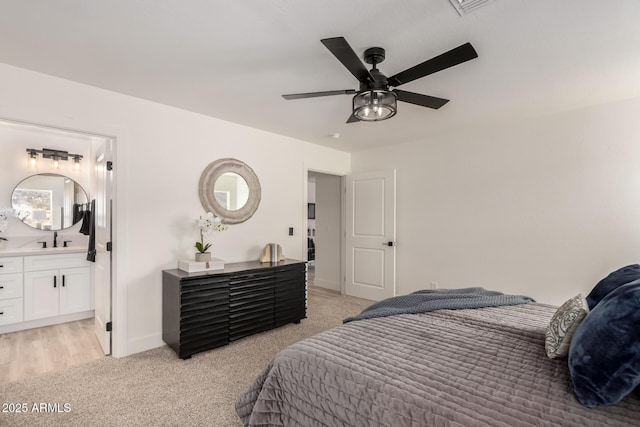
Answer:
top-left (0, 289), bottom-right (371, 427)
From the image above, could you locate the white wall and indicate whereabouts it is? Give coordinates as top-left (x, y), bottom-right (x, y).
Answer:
top-left (351, 96), bottom-right (640, 306)
top-left (0, 63), bottom-right (350, 357)
top-left (0, 122), bottom-right (91, 247)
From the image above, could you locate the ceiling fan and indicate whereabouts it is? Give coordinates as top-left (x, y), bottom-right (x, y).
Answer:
top-left (282, 37), bottom-right (478, 123)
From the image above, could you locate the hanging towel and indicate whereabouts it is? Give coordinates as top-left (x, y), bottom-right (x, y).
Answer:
top-left (72, 203), bottom-right (84, 224)
top-left (86, 199), bottom-right (96, 262)
top-left (79, 204), bottom-right (91, 235)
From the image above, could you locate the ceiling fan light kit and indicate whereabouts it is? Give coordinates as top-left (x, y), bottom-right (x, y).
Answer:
top-left (283, 37), bottom-right (478, 124)
top-left (353, 90), bottom-right (397, 121)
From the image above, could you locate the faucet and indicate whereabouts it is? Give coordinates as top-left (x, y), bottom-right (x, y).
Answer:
top-left (53, 231), bottom-right (58, 248)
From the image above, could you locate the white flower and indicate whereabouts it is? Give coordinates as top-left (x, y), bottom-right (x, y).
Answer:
top-left (195, 212), bottom-right (228, 253)
top-left (0, 207), bottom-right (15, 221)
top-left (0, 208), bottom-right (15, 233)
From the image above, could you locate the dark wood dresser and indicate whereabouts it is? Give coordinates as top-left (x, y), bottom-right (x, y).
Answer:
top-left (162, 259), bottom-right (306, 359)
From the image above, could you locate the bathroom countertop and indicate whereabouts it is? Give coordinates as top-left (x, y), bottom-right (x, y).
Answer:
top-left (0, 247), bottom-right (87, 257)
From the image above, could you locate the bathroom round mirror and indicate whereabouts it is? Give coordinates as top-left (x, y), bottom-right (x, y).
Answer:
top-left (199, 158), bottom-right (261, 224)
top-left (11, 173), bottom-right (89, 231)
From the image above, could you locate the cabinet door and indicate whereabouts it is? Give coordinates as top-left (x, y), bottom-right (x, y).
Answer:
top-left (274, 263), bottom-right (307, 327)
top-left (24, 269), bottom-right (60, 320)
top-left (179, 275), bottom-right (230, 358)
top-left (59, 267), bottom-right (91, 315)
top-left (229, 269), bottom-right (275, 341)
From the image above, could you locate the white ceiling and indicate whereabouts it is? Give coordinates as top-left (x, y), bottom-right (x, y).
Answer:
top-left (0, 1), bottom-right (639, 152)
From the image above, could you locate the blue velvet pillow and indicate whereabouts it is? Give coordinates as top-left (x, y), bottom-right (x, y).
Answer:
top-left (568, 280), bottom-right (640, 407)
top-left (586, 264), bottom-right (640, 310)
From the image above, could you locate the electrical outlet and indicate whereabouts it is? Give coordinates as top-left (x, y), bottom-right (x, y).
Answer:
top-left (430, 282), bottom-right (439, 290)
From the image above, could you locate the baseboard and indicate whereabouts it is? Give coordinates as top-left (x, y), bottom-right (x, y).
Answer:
top-left (126, 332), bottom-right (164, 356)
top-left (312, 277), bottom-right (341, 292)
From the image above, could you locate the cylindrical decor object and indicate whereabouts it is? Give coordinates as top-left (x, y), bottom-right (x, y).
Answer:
top-left (269, 243), bottom-right (279, 263)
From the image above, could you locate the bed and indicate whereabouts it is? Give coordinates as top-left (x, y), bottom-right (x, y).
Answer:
top-left (236, 298), bottom-right (640, 426)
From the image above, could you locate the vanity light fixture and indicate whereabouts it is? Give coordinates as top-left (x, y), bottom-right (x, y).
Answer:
top-left (51, 152), bottom-right (61, 169)
top-left (26, 149), bottom-right (39, 169)
top-left (25, 148), bottom-right (83, 172)
top-left (72, 154), bottom-right (82, 172)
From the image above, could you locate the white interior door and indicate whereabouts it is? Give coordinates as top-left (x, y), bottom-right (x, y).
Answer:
top-left (94, 139), bottom-right (113, 355)
top-left (345, 169), bottom-right (396, 300)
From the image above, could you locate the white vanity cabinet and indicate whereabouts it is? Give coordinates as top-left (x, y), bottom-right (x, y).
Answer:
top-left (0, 257), bottom-right (24, 326)
top-left (23, 253), bottom-right (91, 321)
top-left (0, 250), bottom-right (93, 333)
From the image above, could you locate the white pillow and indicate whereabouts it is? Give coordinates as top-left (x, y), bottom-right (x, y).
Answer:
top-left (545, 294), bottom-right (589, 359)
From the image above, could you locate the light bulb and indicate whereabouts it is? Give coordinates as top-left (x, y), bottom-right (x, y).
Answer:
top-left (72, 156), bottom-right (81, 172)
top-left (26, 150), bottom-right (39, 169)
top-left (364, 107), bottom-right (370, 116)
top-left (27, 155), bottom-right (38, 169)
top-left (52, 157), bottom-right (60, 169)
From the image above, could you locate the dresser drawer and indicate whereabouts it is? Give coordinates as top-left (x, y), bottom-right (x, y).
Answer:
top-left (0, 298), bottom-right (24, 326)
top-left (24, 253), bottom-right (88, 271)
top-left (0, 273), bottom-right (23, 300)
top-left (0, 257), bottom-right (23, 274)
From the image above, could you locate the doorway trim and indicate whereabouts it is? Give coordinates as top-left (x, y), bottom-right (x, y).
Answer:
top-left (304, 165), bottom-right (346, 294)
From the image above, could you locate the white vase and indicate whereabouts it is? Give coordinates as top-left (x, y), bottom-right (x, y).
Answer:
top-left (195, 252), bottom-right (211, 262)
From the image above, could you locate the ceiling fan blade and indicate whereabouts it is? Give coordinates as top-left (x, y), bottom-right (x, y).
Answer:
top-left (321, 37), bottom-right (374, 84)
top-left (387, 42), bottom-right (478, 87)
top-left (346, 113), bottom-right (360, 123)
top-left (282, 89), bottom-right (356, 100)
top-left (393, 89), bottom-right (449, 109)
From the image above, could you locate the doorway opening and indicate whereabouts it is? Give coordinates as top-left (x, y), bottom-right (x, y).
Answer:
top-left (0, 118), bottom-right (114, 384)
top-left (307, 171), bottom-right (343, 295)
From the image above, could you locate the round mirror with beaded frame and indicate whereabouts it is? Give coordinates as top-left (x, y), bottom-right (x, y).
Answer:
top-left (198, 158), bottom-right (261, 224)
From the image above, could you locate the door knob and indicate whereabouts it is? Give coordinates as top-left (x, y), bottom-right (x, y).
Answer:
top-left (382, 241), bottom-right (396, 247)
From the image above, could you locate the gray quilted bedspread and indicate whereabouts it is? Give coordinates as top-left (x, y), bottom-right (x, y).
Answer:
top-left (343, 287), bottom-right (534, 323)
top-left (236, 303), bottom-right (640, 426)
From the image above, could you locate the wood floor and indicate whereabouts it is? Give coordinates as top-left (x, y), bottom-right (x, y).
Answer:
top-left (0, 266), bottom-right (336, 385)
top-left (0, 318), bottom-right (105, 384)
